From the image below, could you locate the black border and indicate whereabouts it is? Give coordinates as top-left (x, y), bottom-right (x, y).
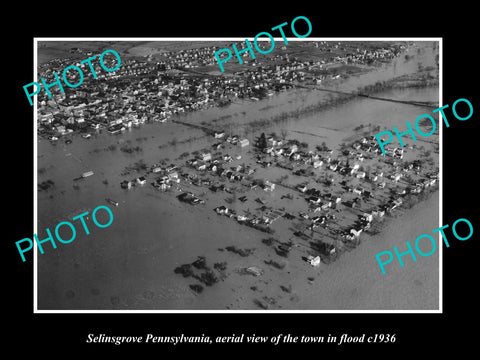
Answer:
top-left (6, 4), bottom-right (478, 354)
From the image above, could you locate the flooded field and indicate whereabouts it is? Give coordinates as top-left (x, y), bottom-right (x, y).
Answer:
top-left (37, 41), bottom-right (439, 310)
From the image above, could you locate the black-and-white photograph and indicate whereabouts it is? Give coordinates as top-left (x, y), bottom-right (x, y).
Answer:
top-left (34, 38), bottom-right (440, 311)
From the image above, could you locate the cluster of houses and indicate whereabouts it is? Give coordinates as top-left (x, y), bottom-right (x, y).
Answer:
top-left (213, 205), bottom-right (277, 234)
top-left (114, 123), bottom-right (437, 269)
top-left (37, 42), bottom-right (406, 140)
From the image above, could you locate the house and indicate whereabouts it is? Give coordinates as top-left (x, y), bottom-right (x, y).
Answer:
top-left (201, 152), bottom-right (212, 161)
top-left (214, 132), bottom-right (225, 139)
top-left (297, 184), bottom-right (308, 193)
top-left (56, 125), bottom-right (66, 134)
top-left (392, 198), bottom-right (403, 209)
top-left (308, 196), bottom-right (321, 205)
top-left (159, 182), bottom-right (169, 191)
top-left (214, 206), bottom-right (229, 215)
top-left (291, 153), bottom-right (301, 160)
top-left (239, 138), bottom-right (250, 147)
top-left (321, 202), bottom-right (331, 211)
top-left (313, 160), bottom-right (323, 169)
top-left (237, 214), bottom-right (248, 222)
top-left (186, 159), bottom-right (198, 167)
top-left (166, 164), bottom-right (177, 172)
top-left (152, 166), bottom-right (162, 173)
top-left (120, 180), bottom-right (132, 189)
top-left (264, 180), bottom-right (275, 191)
top-left (353, 188), bottom-right (363, 195)
top-left (350, 228), bottom-right (363, 238)
top-left (136, 176), bottom-right (146, 185)
top-left (362, 213), bottom-right (373, 222)
top-left (168, 172), bottom-right (179, 182)
top-left (306, 255), bottom-right (321, 267)
top-left (356, 171), bottom-right (366, 179)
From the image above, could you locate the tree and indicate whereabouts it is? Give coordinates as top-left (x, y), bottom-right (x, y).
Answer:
top-left (257, 132), bottom-right (267, 150)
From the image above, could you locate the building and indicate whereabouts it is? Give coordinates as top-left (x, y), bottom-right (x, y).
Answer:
top-left (307, 255), bottom-right (321, 267)
top-left (214, 132), bottom-right (225, 139)
top-left (264, 180), bottom-right (275, 191)
top-left (239, 138), bottom-right (250, 147)
top-left (201, 152), bottom-right (212, 161)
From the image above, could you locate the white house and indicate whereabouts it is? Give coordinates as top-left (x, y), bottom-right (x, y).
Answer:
top-left (350, 228), bottom-right (362, 237)
top-left (307, 255), bottom-right (321, 267)
top-left (363, 213), bottom-right (373, 222)
top-left (264, 180), bottom-right (275, 191)
top-left (239, 139), bottom-right (249, 147)
top-left (214, 132), bottom-right (225, 139)
top-left (297, 184), bottom-right (308, 193)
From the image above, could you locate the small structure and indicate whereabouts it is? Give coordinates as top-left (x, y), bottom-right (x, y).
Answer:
top-left (201, 152), bottom-right (212, 162)
top-left (120, 180), bottom-right (132, 190)
top-left (166, 164), bottom-right (177, 173)
top-left (362, 213), bottom-right (373, 222)
top-left (245, 266), bottom-right (264, 277)
top-left (214, 132), bottom-right (225, 139)
top-left (214, 206), bottom-right (229, 215)
top-left (239, 138), bottom-right (250, 147)
top-left (350, 228), bottom-right (362, 238)
top-left (297, 184), bottom-right (308, 193)
top-left (264, 180), bottom-right (275, 191)
top-left (307, 255), bottom-right (321, 267)
top-left (136, 176), bottom-right (146, 185)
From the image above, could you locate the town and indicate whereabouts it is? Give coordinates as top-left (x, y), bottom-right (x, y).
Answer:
top-left (36, 41), bottom-right (405, 140)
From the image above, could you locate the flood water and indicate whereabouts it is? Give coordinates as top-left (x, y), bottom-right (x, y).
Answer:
top-left (37, 41), bottom-right (439, 310)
